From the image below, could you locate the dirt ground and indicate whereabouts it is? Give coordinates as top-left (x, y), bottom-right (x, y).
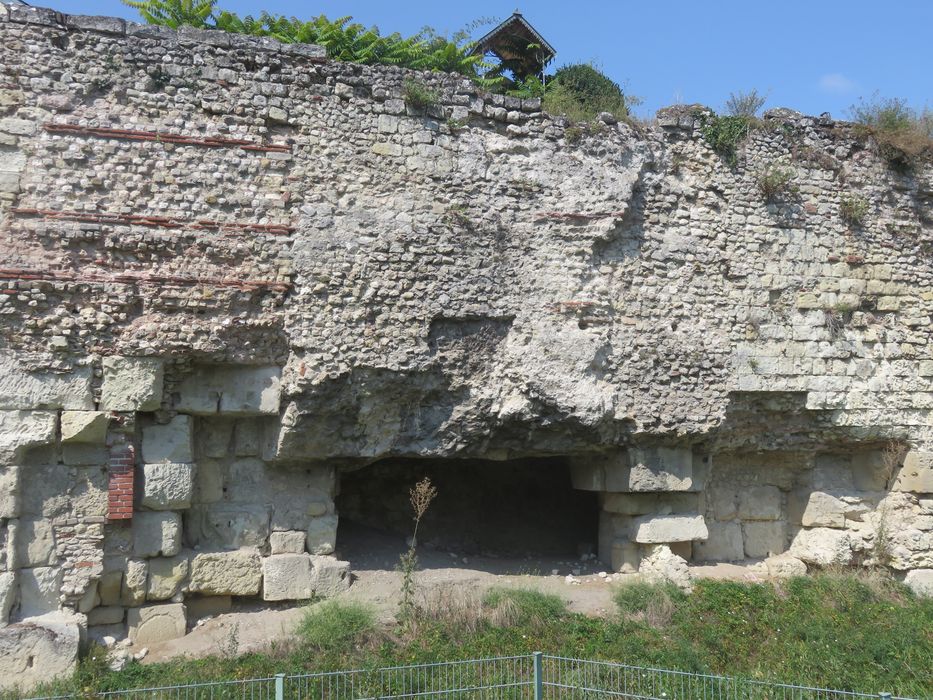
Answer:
top-left (140, 526), bottom-right (767, 665)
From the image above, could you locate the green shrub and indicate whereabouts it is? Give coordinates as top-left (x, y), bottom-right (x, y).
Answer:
top-left (839, 193), bottom-right (869, 226)
top-left (725, 89), bottom-right (767, 118)
top-left (756, 165), bottom-right (798, 201)
top-left (700, 114), bottom-right (756, 167)
top-left (542, 63), bottom-right (632, 123)
top-left (849, 94), bottom-right (933, 167)
top-left (297, 601), bottom-right (376, 654)
top-left (403, 79), bottom-right (439, 112)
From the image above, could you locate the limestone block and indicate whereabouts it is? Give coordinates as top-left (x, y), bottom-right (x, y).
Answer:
top-left (193, 458), bottom-right (224, 503)
top-left (18, 566), bottom-right (61, 617)
top-left (60, 411), bottom-right (108, 444)
top-left (764, 554), bottom-right (807, 578)
top-left (234, 419), bottom-right (261, 456)
top-left (147, 554), bottom-right (189, 601)
top-left (693, 521), bottom-right (744, 562)
top-left (188, 550), bottom-right (262, 596)
top-left (0, 467), bottom-right (19, 519)
top-left (197, 419), bottom-right (234, 459)
top-left (813, 454), bottom-right (855, 491)
top-left (738, 486), bottom-right (782, 521)
top-left (142, 416), bottom-right (193, 464)
top-left (121, 559), bottom-right (148, 606)
top-left (904, 569), bottom-right (933, 598)
top-left (710, 488), bottom-right (738, 521)
top-left (262, 553), bottom-right (314, 601)
top-left (61, 444), bottom-right (109, 466)
top-left (100, 357), bottom-right (164, 412)
top-left (801, 492), bottom-right (847, 528)
top-left (637, 544), bottom-right (692, 592)
top-left (306, 514), bottom-right (338, 555)
top-left (13, 518), bottom-right (55, 568)
top-left (188, 503), bottom-right (270, 549)
top-left (851, 451), bottom-right (888, 491)
top-left (892, 452), bottom-right (933, 493)
top-left (608, 540), bottom-right (640, 573)
top-left (270, 530), bottom-right (306, 554)
top-left (601, 492), bottom-right (697, 515)
top-left (87, 606), bottom-right (124, 626)
top-left (569, 453), bottom-right (615, 491)
top-left (309, 555), bottom-right (351, 597)
top-left (186, 595), bottom-right (232, 619)
top-left (743, 520), bottom-right (787, 559)
top-left (127, 603), bottom-right (187, 644)
top-left (175, 365), bottom-right (281, 415)
top-left (0, 615), bottom-right (80, 691)
top-left (133, 512), bottom-right (182, 558)
top-left (0, 352), bottom-right (93, 410)
top-left (0, 572), bottom-right (16, 626)
top-left (789, 528), bottom-right (853, 567)
top-left (628, 447), bottom-right (694, 492)
top-left (141, 462), bottom-right (195, 510)
top-left (98, 570), bottom-right (122, 606)
top-left (632, 514), bottom-right (707, 544)
top-left (0, 411), bottom-right (56, 464)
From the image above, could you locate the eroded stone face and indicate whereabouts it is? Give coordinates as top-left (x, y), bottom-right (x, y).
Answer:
top-left (188, 550), bottom-right (262, 596)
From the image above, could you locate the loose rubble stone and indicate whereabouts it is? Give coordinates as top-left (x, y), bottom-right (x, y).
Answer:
top-left (904, 569), bottom-right (933, 598)
top-left (0, 614), bottom-right (80, 691)
top-left (790, 528), bottom-right (853, 567)
top-left (638, 544), bottom-right (693, 592)
top-left (764, 554), bottom-right (807, 578)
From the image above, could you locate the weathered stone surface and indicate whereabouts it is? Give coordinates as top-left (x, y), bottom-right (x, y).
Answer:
top-left (801, 492), bottom-right (847, 528)
top-left (127, 603), bottom-right (187, 644)
top-left (262, 553), bottom-right (313, 601)
top-left (60, 411), bottom-right (108, 444)
top-left (743, 520), bottom-right (787, 559)
top-left (628, 447), bottom-right (694, 492)
top-left (198, 419), bottom-right (234, 459)
top-left (306, 514), bottom-right (338, 555)
top-left (632, 514), bottom-right (707, 544)
top-left (17, 566), bottom-right (61, 617)
top-left (601, 492), bottom-right (698, 515)
top-left (175, 365), bottom-right (281, 415)
top-left (98, 570), bottom-right (122, 606)
top-left (0, 467), bottom-right (19, 519)
top-left (147, 554), bottom-right (189, 601)
top-left (193, 458), bottom-right (225, 503)
top-left (100, 357), bottom-right (164, 412)
top-left (141, 462), bottom-right (195, 510)
top-left (187, 503), bottom-right (270, 549)
top-left (142, 416), bottom-right (194, 464)
top-left (0, 411), bottom-right (56, 464)
top-left (121, 559), bottom-right (148, 606)
top-left (13, 518), bottom-right (56, 567)
top-left (694, 521), bottom-right (744, 561)
top-left (637, 544), bottom-right (692, 592)
top-left (0, 352), bottom-right (92, 410)
top-left (0, 572), bottom-right (16, 626)
top-left (851, 451), bottom-right (888, 491)
top-left (608, 540), bottom-right (640, 573)
top-left (789, 528), bottom-right (853, 567)
top-left (133, 512), bottom-right (182, 558)
top-left (904, 569), bottom-right (933, 598)
top-left (764, 553), bottom-right (807, 578)
top-left (188, 550), bottom-right (262, 596)
top-left (738, 486), bottom-right (783, 521)
top-left (186, 595), bottom-right (232, 618)
top-left (87, 605), bottom-right (124, 626)
top-left (893, 452), bottom-right (933, 494)
top-left (0, 615), bottom-right (80, 691)
top-left (309, 555), bottom-right (351, 597)
top-left (270, 530), bottom-right (306, 554)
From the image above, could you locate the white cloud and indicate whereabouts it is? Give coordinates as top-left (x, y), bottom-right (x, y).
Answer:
top-left (818, 73), bottom-right (858, 94)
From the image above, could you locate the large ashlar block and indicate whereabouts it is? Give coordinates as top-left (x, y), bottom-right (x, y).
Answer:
top-left (892, 452), bottom-right (933, 493)
top-left (632, 514), bottom-right (708, 544)
top-left (147, 554), bottom-right (189, 601)
top-left (693, 521), bottom-right (744, 562)
top-left (601, 492), bottom-right (698, 515)
top-left (175, 365), bottom-right (281, 415)
top-left (187, 503), bottom-right (270, 549)
top-left (0, 615), bottom-right (80, 691)
top-left (13, 518), bottom-right (55, 568)
top-left (743, 520), bottom-right (787, 559)
top-left (100, 357), bottom-right (164, 412)
top-left (306, 514), bottom-right (337, 555)
top-left (262, 553), bottom-right (314, 601)
top-left (17, 566), bottom-right (62, 617)
top-left (801, 492), bottom-right (846, 528)
top-left (0, 572), bottom-right (16, 626)
top-left (851, 451), bottom-right (889, 491)
top-left (188, 550), bottom-right (262, 596)
top-left (133, 512), bottom-right (182, 558)
top-left (789, 528), bottom-right (853, 567)
top-left (0, 410), bottom-right (56, 464)
top-left (142, 416), bottom-right (193, 464)
top-left (121, 559), bottom-right (148, 606)
top-left (738, 486), bottom-right (783, 521)
top-left (572, 447), bottom-right (694, 493)
top-left (0, 467), bottom-right (19, 519)
top-left (270, 530), bottom-right (306, 554)
top-left (141, 462), bottom-right (195, 510)
top-left (197, 419), bottom-right (235, 459)
top-left (0, 351), bottom-right (93, 410)
top-left (60, 411), bottom-right (108, 444)
top-left (127, 603), bottom-right (187, 644)
top-left (310, 556), bottom-right (351, 597)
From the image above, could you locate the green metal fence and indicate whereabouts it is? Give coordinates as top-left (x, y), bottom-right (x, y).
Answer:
top-left (23, 653), bottom-right (922, 700)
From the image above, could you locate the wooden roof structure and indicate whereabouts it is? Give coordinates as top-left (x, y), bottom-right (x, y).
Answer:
top-left (471, 12), bottom-right (556, 81)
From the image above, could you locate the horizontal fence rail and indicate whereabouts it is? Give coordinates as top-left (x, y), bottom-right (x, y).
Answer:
top-left (22, 654), bottom-right (920, 700)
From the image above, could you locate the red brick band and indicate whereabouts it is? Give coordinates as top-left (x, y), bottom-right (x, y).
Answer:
top-left (10, 207), bottom-right (295, 235)
top-left (44, 123), bottom-right (291, 153)
top-left (107, 444), bottom-right (135, 521)
top-left (0, 266), bottom-right (290, 292)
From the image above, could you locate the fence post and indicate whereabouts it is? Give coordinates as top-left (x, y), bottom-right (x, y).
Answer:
top-left (275, 673), bottom-right (285, 700)
top-left (533, 652), bottom-right (543, 700)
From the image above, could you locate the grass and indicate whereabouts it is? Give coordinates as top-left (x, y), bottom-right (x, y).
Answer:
top-left (700, 113), bottom-right (758, 167)
top-left (402, 79), bottom-right (439, 112)
top-left (849, 94), bottom-right (933, 169)
top-left (13, 575), bottom-right (933, 699)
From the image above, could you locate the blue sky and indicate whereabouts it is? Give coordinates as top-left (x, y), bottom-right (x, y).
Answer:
top-left (38, 0), bottom-right (933, 119)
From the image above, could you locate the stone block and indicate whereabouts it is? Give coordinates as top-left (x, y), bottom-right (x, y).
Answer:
top-left (142, 416), bottom-right (193, 464)
top-left (175, 365), bottom-right (281, 415)
top-left (13, 518), bottom-right (55, 568)
top-left (0, 615), bottom-right (79, 691)
top-left (851, 451), bottom-right (888, 491)
top-left (904, 569), bottom-right (933, 598)
top-left (127, 603), bottom-right (187, 644)
top-left (738, 486), bottom-right (783, 521)
top-left (710, 487), bottom-right (738, 521)
top-left (306, 514), bottom-right (337, 555)
top-left (693, 521), bottom-right (744, 562)
top-left (628, 447), bottom-right (695, 492)
top-left (98, 570), bottom-right (122, 606)
top-left (197, 419), bottom-right (234, 458)
top-left (87, 606), bottom-right (124, 626)
top-left (637, 544), bottom-right (692, 592)
top-left (0, 411), bottom-right (56, 464)
top-left (234, 419), bottom-right (261, 456)
top-left (892, 452), bottom-right (933, 493)
top-left (185, 595), bottom-right (232, 619)
top-left (121, 559), bottom-right (147, 606)
top-left (632, 514), bottom-right (708, 544)
top-left (789, 528), bottom-right (853, 567)
top-left (601, 492), bottom-right (698, 515)
top-left (188, 550), bottom-right (262, 596)
top-left (743, 520), bottom-right (787, 559)
top-left (309, 555), bottom-right (351, 597)
top-left (147, 554), bottom-right (189, 601)
top-left (188, 503), bottom-right (270, 549)
top-left (0, 467), bottom-right (19, 519)
top-left (60, 411), bottom-right (108, 444)
top-left (764, 553), bottom-right (807, 578)
top-left (0, 352), bottom-right (93, 410)
top-left (100, 357), bottom-right (164, 412)
top-left (193, 458), bottom-right (224, 503)
top-left (262, 553), bottom-right (314, 601)
top-left (18, 566), bottom-right (61, 617)
top-left (570, 452), bottom-right (623, 491)
top-left (141, 462), bottom-right (195, 510)
top-left (801, 492), bottom-right (846, 528)
top-left (608, 540), bottom-right (640, 573)
top-left (270, 530), bottom-right (306, 554)
top-left (61, 444), bottom-right (109, 466)
top-left (813, 454), bottom-right (855, 490)
top-left (0, 572), bottom-right (16, 626)
top-left (133, 512), bottom-right (182, 558)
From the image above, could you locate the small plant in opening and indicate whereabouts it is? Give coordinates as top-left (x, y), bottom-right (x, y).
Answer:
top-left (402, 79), bottom-right (439, 112)
top-left (756, 165), bottom-right (798, 202)
top-left (397, 476), bottom-right (437, 625)
top-left (700, 113), bottom-right (756, 167)
top-left (849, 93), bottom-right (933, 168)
top-left (839, 193), bottom-right (869, 226)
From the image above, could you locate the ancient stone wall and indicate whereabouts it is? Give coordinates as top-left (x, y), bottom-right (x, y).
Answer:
top-left (0, 4), bottom-right (932, 681)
